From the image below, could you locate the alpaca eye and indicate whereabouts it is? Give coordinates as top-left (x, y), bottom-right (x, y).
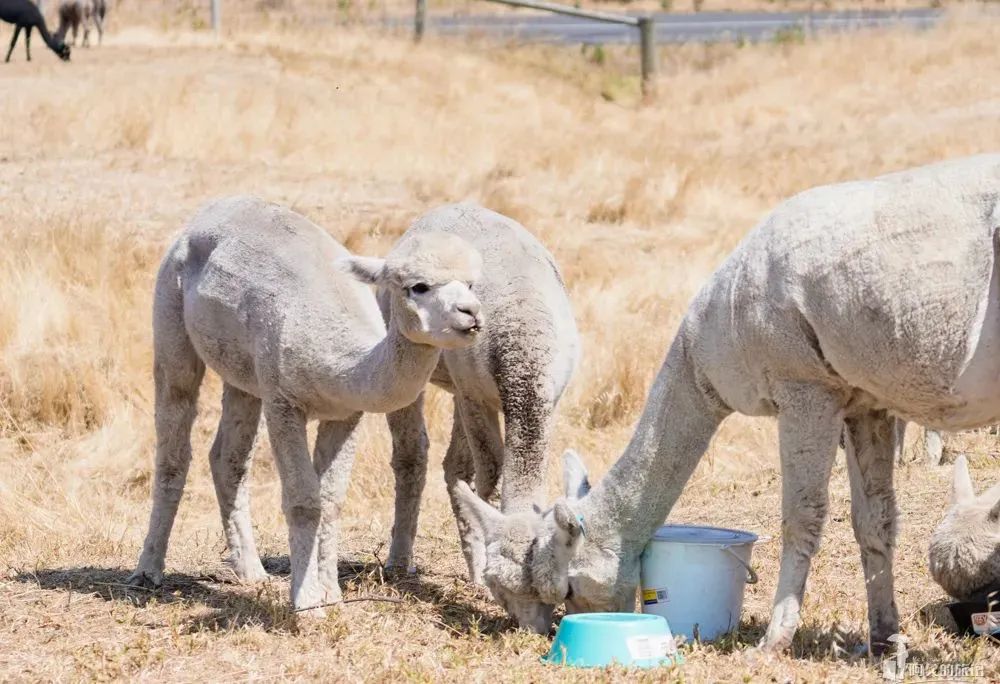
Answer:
top-left (409, 283), bottom-right (429, 295)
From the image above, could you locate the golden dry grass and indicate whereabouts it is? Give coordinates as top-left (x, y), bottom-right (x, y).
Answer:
top-left (2, 8), bottom-right (1000, 681)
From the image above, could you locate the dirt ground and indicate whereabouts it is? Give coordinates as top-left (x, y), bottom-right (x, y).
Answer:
top-left (2, 7), bottom-right (1000, 681)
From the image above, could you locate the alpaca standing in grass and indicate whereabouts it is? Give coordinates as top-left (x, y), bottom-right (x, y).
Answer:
top-left (454, 154), bottom-right (1000, 654)
top-left (56, 0), bottom-right (104, 47)
top-left (929, 455), bottom-right (1000, 600)
top-left (380, 205), bottom-right (579, 630)
top-left (0, 0), bottom-right (70, 62)
top-left (128, 196), bottom-right (484, 616)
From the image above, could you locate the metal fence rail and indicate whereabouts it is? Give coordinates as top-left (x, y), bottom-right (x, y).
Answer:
top-left (415, 0), bottom-right (657, 95)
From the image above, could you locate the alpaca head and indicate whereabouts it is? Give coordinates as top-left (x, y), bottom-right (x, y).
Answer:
top-left (452, 480), bottom-right (584, 633)
top-left (450, 450), bottom-right (641, 633)
top-left (56, 42), bottom-right (71, 61)
top-left (928, 455), bottom-right (1000, 600)
top-left (339, 231), bottom-right (483, 349)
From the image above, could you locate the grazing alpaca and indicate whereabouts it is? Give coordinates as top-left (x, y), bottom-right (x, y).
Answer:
top-left (56, 0), bottom-right (104, 47)
top-left (0, 0), bottom-right (70, 62)
top-left (454, 154), bottom-right (1000, 654)
top-left (128, 196), bottom-right (484, 616)
top-left (929, 455), bottom-right (1000, 600)
top-left (380, 206), bottom-right (579, 613)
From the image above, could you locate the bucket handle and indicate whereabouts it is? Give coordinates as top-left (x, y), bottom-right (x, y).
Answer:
top-left (722, 547), bottom-right (758, 584)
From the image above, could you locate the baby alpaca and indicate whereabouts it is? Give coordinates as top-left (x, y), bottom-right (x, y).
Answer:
top-left (128, 196), bottom-right (483, 616)
top-left (929, 455), bottom-right (1000, 600)
top-left (381, 205), bottom-right (579, 632)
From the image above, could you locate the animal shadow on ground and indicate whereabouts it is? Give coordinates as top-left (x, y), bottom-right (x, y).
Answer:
top-left (260, 553), bottom-right (518, 637)
top-left (12, 557), bottom-right (512, 637)
top-left (705, 616), bottom-right (871, 661)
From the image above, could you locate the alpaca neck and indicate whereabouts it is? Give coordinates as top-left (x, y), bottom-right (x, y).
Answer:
top-left (577, 333), bottom-right (727, 555)
top-left (36, 20), bottom-right (60, 52)
top-left (53, 19), bottom-right (68, 44)
top-left (339, 306), bottom-right (442, 414)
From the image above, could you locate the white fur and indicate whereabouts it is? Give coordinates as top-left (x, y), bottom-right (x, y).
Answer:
top-left (128, 196), bottom-right (483, 616)
top-left (460, 155), bottom-right (1000, 649)
top-left (380, 204), bottom-right (580, 601)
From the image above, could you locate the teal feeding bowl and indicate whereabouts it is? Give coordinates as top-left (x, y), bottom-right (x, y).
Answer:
top-left (542, 613), bottom-right (682, 669)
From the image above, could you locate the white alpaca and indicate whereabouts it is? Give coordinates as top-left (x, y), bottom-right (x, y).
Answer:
top-left (128, 196), bottom-right (484, 616)
top-left (929, 455), bottom-right (1000, 600)
top-left (380, 205), bottom-right (579, 630)
top-left (454, 154), bottom-right (1000, 653)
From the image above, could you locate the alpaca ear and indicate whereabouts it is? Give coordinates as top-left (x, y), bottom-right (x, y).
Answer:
top-left (953, 454), bottom-right (974, 504)
top-left (552, 499), bottom-right (584, 543)
top-left (452, 481), bottom-right (503, 539)
top-left (562, 449), bottom-right (591, 500)
top-left (337, 256), bottom-right (385, 285)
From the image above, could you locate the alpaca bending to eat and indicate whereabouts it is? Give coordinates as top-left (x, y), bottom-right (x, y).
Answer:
top-left (380, 206), bottom-right (579, 631)
top-left (56, 0), bottom-right (105, 47)
top-left (128, 196), bottom-right (484, 616)
top-left (929, 455), bottom-right (1000, 601)
top-left (453, 154), bottom-right (1000, 655)
top-left (0, 0), bottom-right (70, 62)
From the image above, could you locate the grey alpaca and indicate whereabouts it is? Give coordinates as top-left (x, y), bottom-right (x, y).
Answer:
top-left (454, 154), bottom-right (1000, 654)
top-left (128, 196), bottom-right (484, 616)
top-left (380, 205), bottom-right (579, 630)
top-left (929, 455), bottom-right (1000, 600)
top-left (56, 0), bottom-right (105, 47)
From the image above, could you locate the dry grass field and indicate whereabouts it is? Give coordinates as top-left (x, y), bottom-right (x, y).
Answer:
top-left (2, 7), bottom-right (1000, 682)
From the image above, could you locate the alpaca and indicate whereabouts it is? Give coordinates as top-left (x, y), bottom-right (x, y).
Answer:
top-left (0, 0), bottom-right (70, 62)
top-left (379, 205), bottom-right (579, 609)
top-left (127, 196), bottom-right (484, 616)
top-left (929, 455), bottom-right (1000, 600)
top-left (56, 0), bottom-right (104, 47)
top-left (453, 154), bottom-right (1000, 653)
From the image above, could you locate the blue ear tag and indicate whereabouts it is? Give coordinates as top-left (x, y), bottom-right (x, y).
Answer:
top-left (576, 514), bottom-right (587, 538)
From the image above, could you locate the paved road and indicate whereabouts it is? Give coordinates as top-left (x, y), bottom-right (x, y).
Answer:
top-left (418, 8), bottom-right (943, 44)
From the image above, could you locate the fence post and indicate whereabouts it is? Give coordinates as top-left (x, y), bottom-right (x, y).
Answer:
top-left (211, 0), bottom-right (221, 34)
top-left (638, 16), bottom-right (656, 97)
top-left (415, 0), bottom-right (427, 42)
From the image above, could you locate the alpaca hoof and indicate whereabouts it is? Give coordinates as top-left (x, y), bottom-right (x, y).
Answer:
top-left (868, 639), bottom-right (893, 659)
top-left (757, 631), bottom-right (793, 654)
top-left (742, 646), bottom-right (777, 666)
top-left (126, 569), bottom-right (163, 590)
top-left (295, 605), bottom-right (329, 621)
top-left (227, 558), bottom-right (269, 584)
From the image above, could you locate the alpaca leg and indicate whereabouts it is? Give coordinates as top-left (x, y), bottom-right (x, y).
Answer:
top-left (209, 384), bottom-right (266, 583)
top-left (760, 383), bottom-right (843, 652)
top-left (264, 398), bottom-right (324, 615)
top-left (5, 26), bottom-right (19, 62)
top-left (313, 415), bottom-right (360, 602)
top-left (385, 394), bottom-right (428, 572)
top-left (844, 410), bottom-right (900, 656)
top-left (94, 14), bottom-right (103, 45)
top-left (442, 398), bottom-right (485, 584)
top-left (128, 329), bottom-right (205, 588)
top-left (458, 398), bottom-right (503, 504)
top-left (23, 26), bottom-right (30, 61)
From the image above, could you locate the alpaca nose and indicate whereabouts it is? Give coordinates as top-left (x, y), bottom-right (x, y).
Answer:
top-left (457, 297), bottom-right (481, 319)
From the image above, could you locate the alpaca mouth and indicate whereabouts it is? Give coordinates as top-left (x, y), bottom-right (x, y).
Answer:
top-left (459, 323), bottom-right (481, 335)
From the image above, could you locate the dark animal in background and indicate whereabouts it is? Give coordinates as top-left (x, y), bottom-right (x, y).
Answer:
top-left (56, 0), bottom-right (105, 47)
top-left (0, 0), bottom-right (71, 62)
